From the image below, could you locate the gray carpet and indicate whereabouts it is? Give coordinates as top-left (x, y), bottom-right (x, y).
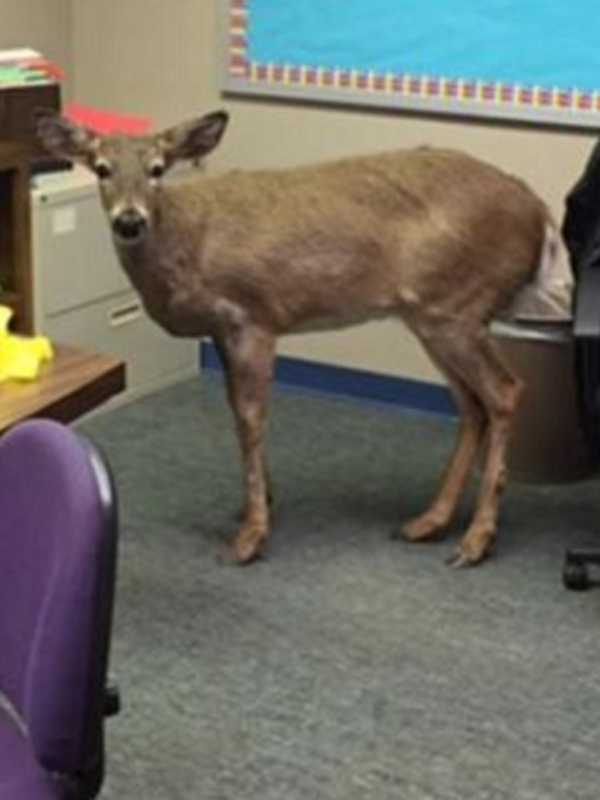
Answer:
top-left (78, 374), bottom-right (600, 800)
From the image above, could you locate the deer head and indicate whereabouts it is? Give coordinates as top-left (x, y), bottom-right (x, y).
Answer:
top-left (36, 109), bottom-right (229, 246)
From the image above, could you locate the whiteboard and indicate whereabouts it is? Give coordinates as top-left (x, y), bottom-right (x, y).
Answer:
top-left (222, 0), bottom-right (600, 130)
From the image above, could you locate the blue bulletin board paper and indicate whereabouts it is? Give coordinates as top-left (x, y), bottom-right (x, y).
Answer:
top-left (223, 0), bottom-right (600, 129)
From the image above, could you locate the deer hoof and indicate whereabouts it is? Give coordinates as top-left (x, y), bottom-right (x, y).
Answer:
top-left (399, 512), bottom-right (448, 542)
top-left (445, 549), bottom-right (478, 569)
top-left (229, 525), bottom-right (268, 565)
top-left (445, 532), bottom-right (495, 568)
top-left (217, 540), bottom-right (265, 567)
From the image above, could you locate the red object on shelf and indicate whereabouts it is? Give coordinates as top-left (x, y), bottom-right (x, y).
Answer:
top-left (22, 58), bottom-right (65, 81)
top-left (64, 103), bottom-right (153, 136)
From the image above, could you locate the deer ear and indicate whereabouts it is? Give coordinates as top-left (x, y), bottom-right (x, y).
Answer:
top-left (159, 111), bottom-right (229, 163)
top-left (35, 108), bottom-right (98, 161)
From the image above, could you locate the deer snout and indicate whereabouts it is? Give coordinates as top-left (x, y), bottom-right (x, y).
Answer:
top-left (112, 208), bottom-right (148, 242)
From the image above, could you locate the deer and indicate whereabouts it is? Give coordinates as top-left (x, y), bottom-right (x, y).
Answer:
top-left (37, 108), bottom-right (572, 568)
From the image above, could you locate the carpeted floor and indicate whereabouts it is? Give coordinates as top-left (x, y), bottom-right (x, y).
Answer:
top-left (78, 373), bottom-right (600, 800)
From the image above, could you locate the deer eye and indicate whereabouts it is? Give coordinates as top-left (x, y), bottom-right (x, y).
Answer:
top-left (149, 162), bottom-right (165, 180)
top-left (94, 161), bottom-right (112, 180)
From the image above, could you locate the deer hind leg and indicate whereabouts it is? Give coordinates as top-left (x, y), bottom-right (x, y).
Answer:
top-left (400, 367), bottom-right (486, 543)
top-left (445, 335), bottom-right (523, 568)
top-left (404, 323), bottom-right (522, 566)
top-left (216, 326), bottom-right (276, 564)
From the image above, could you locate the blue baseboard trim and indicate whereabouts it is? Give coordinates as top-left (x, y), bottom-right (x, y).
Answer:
top-left (199, 341), bottom-right (456, 417)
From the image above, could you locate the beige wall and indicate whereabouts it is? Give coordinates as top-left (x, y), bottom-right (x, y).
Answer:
top-left (72, 0), bottom-right (214, 127)
top-left (70, 1), bottom-right (596, 383)
top-left (0, 0), bottom-right (73, 98)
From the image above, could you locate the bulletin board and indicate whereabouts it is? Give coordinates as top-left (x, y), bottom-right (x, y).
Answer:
top-left (222, 0), bottom-right (600, 130)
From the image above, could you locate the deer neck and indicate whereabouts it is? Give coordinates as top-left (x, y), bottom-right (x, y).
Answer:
top-left (111, 185), bottom-right (215, 336)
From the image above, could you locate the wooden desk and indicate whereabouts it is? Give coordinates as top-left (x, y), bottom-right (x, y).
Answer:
top-left (0, 344), bottom-right (126, 434)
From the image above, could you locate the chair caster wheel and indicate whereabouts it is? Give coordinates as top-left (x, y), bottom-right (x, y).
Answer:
top-left (563, 560), bottom-right (590, 591)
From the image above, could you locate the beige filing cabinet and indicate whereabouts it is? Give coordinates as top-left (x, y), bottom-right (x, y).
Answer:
top-left (30, 166), bottom-right (198, 403)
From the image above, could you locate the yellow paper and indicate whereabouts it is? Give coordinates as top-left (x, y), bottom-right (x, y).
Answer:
top-left (0, 304), bottom-right (54, 382)
top-left (0, 305), bottom-right (12, 334)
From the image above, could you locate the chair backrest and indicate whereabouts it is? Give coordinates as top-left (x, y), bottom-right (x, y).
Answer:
top-left (0, 420), bottom-right (118, 783)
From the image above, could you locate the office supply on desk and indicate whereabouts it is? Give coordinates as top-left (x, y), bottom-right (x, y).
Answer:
top-left (0, 305), bottom-right (53, 382)
top-left (0, 344), bottom-right (125, 434)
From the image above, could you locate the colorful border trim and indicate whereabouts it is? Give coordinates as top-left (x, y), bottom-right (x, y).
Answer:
top-left (226, 0), bottom-right (600, 119)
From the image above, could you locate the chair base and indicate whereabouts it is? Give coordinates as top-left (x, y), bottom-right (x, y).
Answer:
top-left (563, 548), bottom-right (600, 590)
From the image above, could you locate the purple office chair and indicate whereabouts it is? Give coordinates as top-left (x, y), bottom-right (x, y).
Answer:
top-left (0, 420), bottom-right (120, 800)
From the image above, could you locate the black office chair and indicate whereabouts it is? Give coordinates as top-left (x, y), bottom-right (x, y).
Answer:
top-left (561, 139), bottom-right (600, 590)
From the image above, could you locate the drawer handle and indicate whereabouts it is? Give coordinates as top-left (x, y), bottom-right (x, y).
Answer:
top-left (109, 301), bottom-right (143, 327)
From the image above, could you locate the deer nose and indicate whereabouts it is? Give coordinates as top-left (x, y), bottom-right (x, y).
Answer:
top-left (112, 208), bottom-right (147, 241)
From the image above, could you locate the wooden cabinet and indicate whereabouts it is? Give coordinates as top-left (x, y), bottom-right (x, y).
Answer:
top-left (0, 142), bottom-right (32, 333)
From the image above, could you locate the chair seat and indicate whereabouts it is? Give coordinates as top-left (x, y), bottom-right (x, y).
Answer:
top-left (0, 708), bottom-right (57, 800)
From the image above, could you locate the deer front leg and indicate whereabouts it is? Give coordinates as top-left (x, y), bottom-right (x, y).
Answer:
top-left (218, 326), bottom-right (276, 564)
top-left (213, 336), bottom-right (274, 509)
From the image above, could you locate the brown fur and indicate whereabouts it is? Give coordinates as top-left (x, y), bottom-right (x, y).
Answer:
top-left (38, 109), bottom-right (552, 566)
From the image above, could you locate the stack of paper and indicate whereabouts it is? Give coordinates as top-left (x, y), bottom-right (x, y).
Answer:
top-left (0, 48), bottom-right (64, 89)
